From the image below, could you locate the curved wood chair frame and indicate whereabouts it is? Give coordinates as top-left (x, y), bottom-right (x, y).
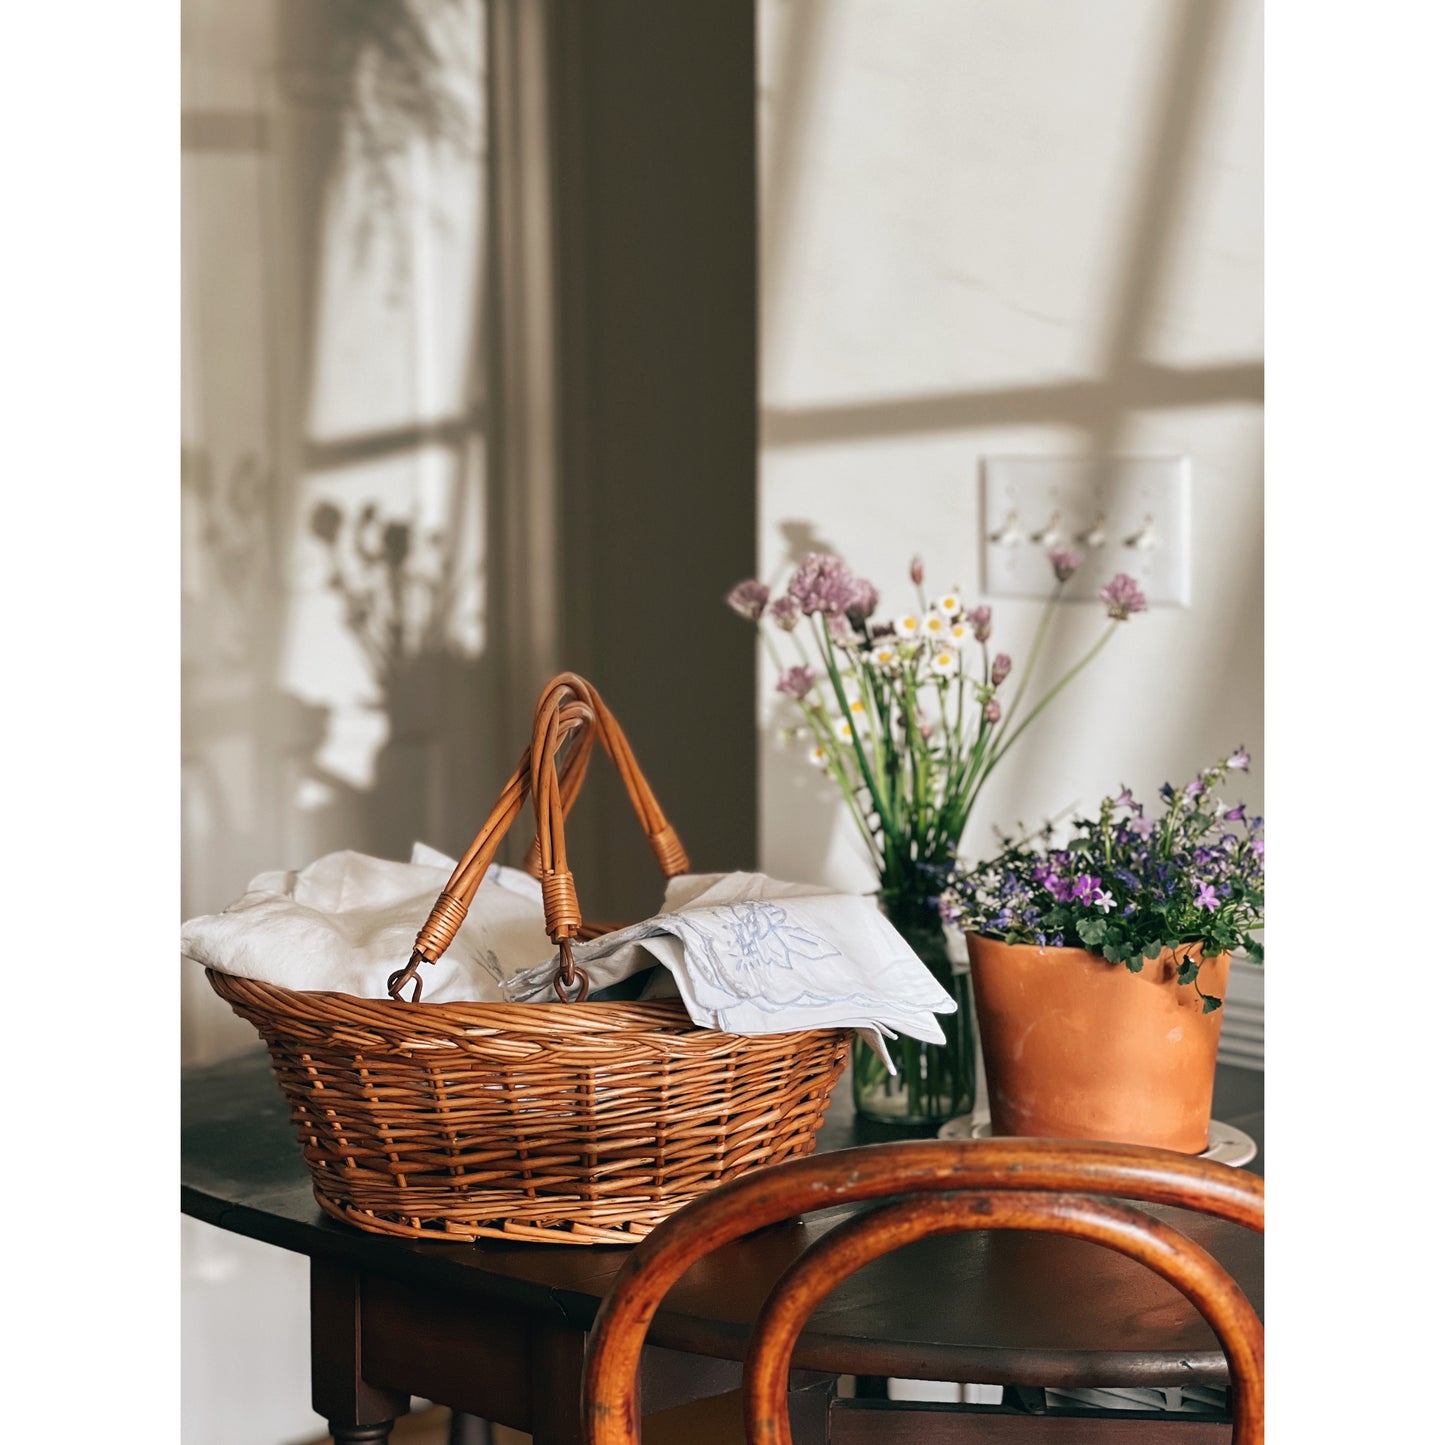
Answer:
top-left (582, 1138), bottom-right (1264, 1445)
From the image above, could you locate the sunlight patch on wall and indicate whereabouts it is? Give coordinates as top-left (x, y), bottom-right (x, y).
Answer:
top-left (279, 6), bottom-right (487, 800)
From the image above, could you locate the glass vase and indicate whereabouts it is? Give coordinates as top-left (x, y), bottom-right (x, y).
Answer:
top-left (852, 894), bottom-right (976, 1128)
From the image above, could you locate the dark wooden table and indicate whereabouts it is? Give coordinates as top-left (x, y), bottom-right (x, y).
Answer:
top-left (182, 1053), bottom-right (1262, 1444)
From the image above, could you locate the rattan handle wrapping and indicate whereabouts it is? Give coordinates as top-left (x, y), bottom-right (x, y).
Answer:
top-left (389, 674), bottom-right (689, 1002)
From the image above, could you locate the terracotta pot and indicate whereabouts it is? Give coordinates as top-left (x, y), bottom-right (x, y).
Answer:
top-left (965, 934), bottom-right (1231, 1154)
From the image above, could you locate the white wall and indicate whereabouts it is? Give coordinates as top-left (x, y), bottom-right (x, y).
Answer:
top-left (757, 0), bottom-right (1263, 892)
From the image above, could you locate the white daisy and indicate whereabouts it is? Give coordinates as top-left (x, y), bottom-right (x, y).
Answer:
top-left (920, 610), bottom-right (949, 642)
top-left (934, 592), bottom-right (963, 618)
top-left (846, 697), bottom-right (872, 735)
top-left (894, 612), bottom-right (921, 639)
top-left (930, 649), bottom-right (960, 678)
top-left (807, 745), bottom-right (829, 769)
top-left (833, 716), bottom-right (858, 743)
top-left (948, 621), bottom-right (970, 646)
top-left (867, 642), bottom-right (901, 668)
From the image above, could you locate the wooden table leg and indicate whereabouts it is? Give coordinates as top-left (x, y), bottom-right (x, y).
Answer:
top-left (327, 1425), bottom-right (397, 1444)
top-left (311, 1258), bottom-right (410, 1443)
top-left (787, 1376), bottom-right (837, 1445)
top-left (447, 1412), bottom-right (494, 1445)
top-left (528, 1322), bottom-right (587, 1445)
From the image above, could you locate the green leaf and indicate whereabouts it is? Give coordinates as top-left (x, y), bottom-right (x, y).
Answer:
top-left (1123, 954), bottom-right (1145, 973)
top-left (1077, 918), bottom-right (1108, 947)
top-left (1201, 994), bottom-right (1222, 1014)
top-left (1102, 942), bottom-right (1129, 964)
top-left (1177, 959), bottom-right (1200, 986)
top-left (1244, 938), bottom-right (1264, 963)
top-left (1143, 940), bottom-right (1164, 960)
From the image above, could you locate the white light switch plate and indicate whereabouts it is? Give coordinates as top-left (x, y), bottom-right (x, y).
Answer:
top-left (980, 455), bottom-right (1191, 606)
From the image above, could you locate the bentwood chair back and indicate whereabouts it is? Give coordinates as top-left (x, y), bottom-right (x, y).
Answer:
top-left (582, 1138), bottom-right (1263, 1445)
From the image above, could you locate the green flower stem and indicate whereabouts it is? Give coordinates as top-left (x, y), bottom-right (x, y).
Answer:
top-left (857, 664), bottom-right (892, 807)
top-left (932, 673), bottom-right (955, 751)
top-left (951, 718), bottom-right (997, 839)
top-left (862, 664), bottom-right (898, 819)
top-left (759, 625), bottom-right (789, 675)
top-left (983, 623), bottom-right (1119, 778)
top-left (817, 617), bottom-right (896, 842)
top-left (899, 665), bottom-right (935, 841)
top-left (787, 629), bottom-right (816, 671)
top-left (994, 585), bottom-right (1063, 741)
top-left (795, 703), bottom-right (885, 871)
top-left (758, 619), bottom-right (883, 867)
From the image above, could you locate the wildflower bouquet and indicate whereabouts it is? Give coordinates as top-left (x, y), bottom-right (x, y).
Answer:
top-left (939, 750), bottom-right (1264, 1012)
top-left (726, 549), bottom-right (1147, 1125)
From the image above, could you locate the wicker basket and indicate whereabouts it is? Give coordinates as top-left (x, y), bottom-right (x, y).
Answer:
top-left (209, 673), bottom-right (851, 1244)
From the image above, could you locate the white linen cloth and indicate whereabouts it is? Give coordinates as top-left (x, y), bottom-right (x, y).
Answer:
top-left (179, 844), bottom-right (552, 1003)
top-left (503, 871), bottom-right (958, 1068)
top-left (182, 852), bottom-right (958, 1070)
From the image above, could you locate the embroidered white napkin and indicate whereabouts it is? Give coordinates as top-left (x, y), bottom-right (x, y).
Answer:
top-left (503, 871), bottom-right (959, 1068)
top-left (180, 844), bottom-right (553, 1003)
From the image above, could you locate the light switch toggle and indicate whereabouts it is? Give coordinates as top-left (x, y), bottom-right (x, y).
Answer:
top-left (1029, 510), bottom-right (1067, 549)
top-left (989, 509), bottom-right (1024, 546)
top-left (1077, 513), bottom-right (1108, 549)
top-left (1124, 514), bottom-right (1158, 550)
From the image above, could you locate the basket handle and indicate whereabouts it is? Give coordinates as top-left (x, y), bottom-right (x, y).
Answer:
top-left (527, 671), bottom-right (690, 885)
top-left (388, 673), bottom-right (689, 1002)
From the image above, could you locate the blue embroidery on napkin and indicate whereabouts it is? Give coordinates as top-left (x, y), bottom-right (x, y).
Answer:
top-left (672, 902), bottom-right (844, 1002)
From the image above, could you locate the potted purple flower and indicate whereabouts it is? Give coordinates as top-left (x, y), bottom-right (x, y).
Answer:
top-left (727, 550), bottom-right (1148, 1128)
top-left (939, 751), bottom-right (1263, 1152)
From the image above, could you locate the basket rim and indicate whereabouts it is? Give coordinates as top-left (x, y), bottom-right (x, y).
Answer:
top-left (205, 969), bottom-right (856, 1046)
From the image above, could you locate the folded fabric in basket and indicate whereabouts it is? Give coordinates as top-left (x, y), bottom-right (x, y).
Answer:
top-left (503, 871), bottom-right (959, 1069)
top-left (180, 844), bottom-right (554, 1003)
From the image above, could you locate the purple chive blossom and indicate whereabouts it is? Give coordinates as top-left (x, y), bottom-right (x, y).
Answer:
top-left (991, 653), bottom-right (1013, 686)
top-left (787, 553), bottom-right (857, 616)
top-left (983, 698), bottom-right (1002, 724)
top-left (1049, 547), bottom-right (1083, 583)
top-left (1227, 746), bottom-right (1251, 770)
top-left (910, 555), bottom-right (925, 586)
top-left (966, 605), bottom-right (993, 642)
top-left (1100, 573), bottom-right (1147, 620)
top-left (1195, 883), bottom-right (1221, 911)
top-left (827, 612), bottom-right (857, 645)
top-left (725, 579), bottom-right (770, 620)
top-left (845, 577), bottom-right (880, 624)
top-left (775, 665), bottom-right (816, 699)
top-left (768, 595), bottom-right (801, 631)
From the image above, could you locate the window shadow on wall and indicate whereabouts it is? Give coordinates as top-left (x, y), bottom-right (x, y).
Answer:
top-left (756, 0), bottom-right (1262, 871)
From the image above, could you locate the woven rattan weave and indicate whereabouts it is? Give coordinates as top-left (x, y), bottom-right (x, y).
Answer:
top-left (209, 673), bottom-right (851, 1244)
